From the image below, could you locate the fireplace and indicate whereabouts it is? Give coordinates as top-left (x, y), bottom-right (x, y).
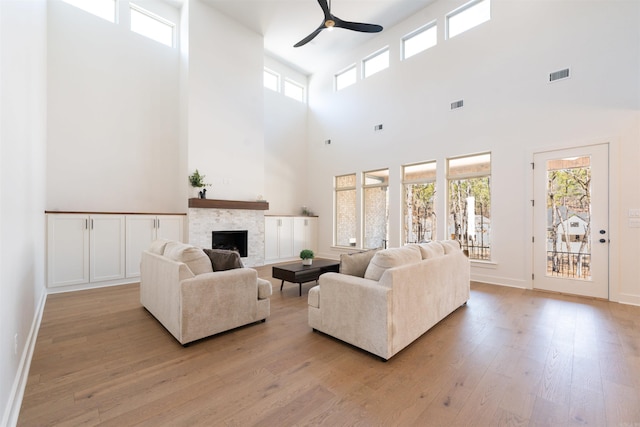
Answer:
top-left (212, 230), bottom-right (248, 258)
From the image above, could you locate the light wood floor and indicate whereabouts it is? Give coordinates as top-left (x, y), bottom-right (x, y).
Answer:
top-left (18, 268), bottom-right (640, 426)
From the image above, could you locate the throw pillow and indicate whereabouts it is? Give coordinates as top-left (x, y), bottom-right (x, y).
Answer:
top-left (203, 248), bottom-right (244, 271)
top-left (440, 240), bottom-right (461, 254)
top-left (148, 238), bottom-right (171, 255)
top-left (418, 241), bottom-right (445, 259)
top-left (339, 249), bottom-right (379, 277)
top-left (364, 245), bottom-right (422, 281)
top-left (163, 242), bottom-right (213, 276)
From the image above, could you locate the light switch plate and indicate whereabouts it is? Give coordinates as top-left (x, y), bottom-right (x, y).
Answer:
top-left (630, 218), bottom-right (640, 228)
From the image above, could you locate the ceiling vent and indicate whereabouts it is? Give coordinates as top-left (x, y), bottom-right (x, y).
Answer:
top-left (451, 100), bottom-right (464, 110)
top-left (549, 68), bottom-right (570, 82)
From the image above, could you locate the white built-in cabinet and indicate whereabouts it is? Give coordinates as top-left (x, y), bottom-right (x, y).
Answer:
top-left (47, 213), bottom-right (184, 290)
top-left (265, 216), bottom-right (318, 263)
top-left (125, 215), bottom-right (184, 278)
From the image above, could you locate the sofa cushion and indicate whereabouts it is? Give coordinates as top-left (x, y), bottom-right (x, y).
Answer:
top-left (418, 241), bottom-right (445, 259)
top-left (163, 242), bottom-right (213, 276)
top-left (364, 245), bottom-right (422, 281)
top-left (148, 238), bottom-right (171, 255)
top-left (203, 248), bottom-right (244, 271)
top-left (440, 240), bottom-right (461, 254)
top-left (339, 249), bottom-right (379, 277)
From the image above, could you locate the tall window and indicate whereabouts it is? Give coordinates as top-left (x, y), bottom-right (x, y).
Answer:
top-left (363, 48), bottom-right (389, 78)
top-left (263, 68), bottom-right (279, 91)
top-left (284, 79), bottom-right (305, 102)
top-left (403, 161), bottom-right (437, 244)
top-left (448, 153), bottom-right (491, 260)
top-left (363, 169), bottom-right (389, 249)
top-left (62, 0), bottom-right (116, 23)
top-left (335, 65), bottom-right (357, 91)
top-left (447, 0), bottom-right (491, 39)
top-left (402, 22), bottom-right (437, 60)
top-left (130, 4), bottom-right (175, 47)
top-left (335, 174), bottom-right (357, 247)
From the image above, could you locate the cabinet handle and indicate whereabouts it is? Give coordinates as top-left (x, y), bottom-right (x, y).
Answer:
top-left (157, 219), bottom-right (160, 229)
top-left (91, 219), bottom-right (94, 229)
top-left (85, 219), bottom-right (88, 229)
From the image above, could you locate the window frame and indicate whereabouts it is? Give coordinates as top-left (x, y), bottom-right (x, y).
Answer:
top-left (401, 21), bottom-right (438, 60)
top-left (362, 47), bottom-right (390, 79)
top-left (334, 174), bottom-right (358, 247)
top-left (362, 168), bottom-right (390, 249)
top-left (263, 68), bottom-right (280, 92)
top-left (335, 64), bottom-right (357, 91)
top-left (283, 78), bottom-right (306, 102)
top-left (129, 3), bottom-right (176, 47)
top-left (447, 152), bottom-right (492, 261)
top-left (446, 0), bottom-right (491, 40)
top-left (402, 161), bottom-right (438, 244)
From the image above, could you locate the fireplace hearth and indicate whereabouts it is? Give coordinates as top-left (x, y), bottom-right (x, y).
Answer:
top-left (212, 230), bottom-right (248, 258)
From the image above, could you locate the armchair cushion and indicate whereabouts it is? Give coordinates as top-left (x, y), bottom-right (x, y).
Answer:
top-left (418, 241), bottom-right (445, 259)
top-left (203, 248), bottom-right (244, 271)
top-left (163, 241), bottom-right (213, 276)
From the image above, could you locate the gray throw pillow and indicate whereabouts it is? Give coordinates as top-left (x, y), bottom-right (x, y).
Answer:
top-left (339, 249), bottom-right (379, 277)
top-left (203, 248), bottom-right (244, 271)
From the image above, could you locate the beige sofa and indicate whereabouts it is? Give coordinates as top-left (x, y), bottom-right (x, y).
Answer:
top-left (140, 240), bottom-right (272, 345)
top-left (308, 240), bottom-right (470, 360)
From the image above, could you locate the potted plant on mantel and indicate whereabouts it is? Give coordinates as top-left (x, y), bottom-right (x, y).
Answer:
top-left (188, 169), bottom-right (211, 199)
top-left (300, 249), bottom-right (315, 266)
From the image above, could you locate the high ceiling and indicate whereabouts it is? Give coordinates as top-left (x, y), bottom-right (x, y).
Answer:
top-left (201, 0), bottom-right (436, 74)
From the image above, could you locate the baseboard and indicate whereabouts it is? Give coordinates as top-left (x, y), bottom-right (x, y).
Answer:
top-left (2, 291), bottom-right (47, 427)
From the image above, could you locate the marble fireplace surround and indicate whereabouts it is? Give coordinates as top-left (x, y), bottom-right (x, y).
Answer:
top-left (188, 199), bottom-right (269, 267)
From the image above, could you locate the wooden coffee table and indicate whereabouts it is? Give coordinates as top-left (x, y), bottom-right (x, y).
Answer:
top-left (272, 259), bottom-right (340, 296)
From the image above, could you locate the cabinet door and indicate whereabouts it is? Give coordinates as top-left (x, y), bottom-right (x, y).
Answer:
top-left (90, 215), bottom-right (125, 282)
top-left (156, 215), bottom-right (184, 242)
top-left (125, 215), bottom-right (156, 278)
top-left (265, 217), bottom-right (281, 261)
top-left (293, 217), bottom-right (310, 256)
top-left (278, 217), bottom-right (294, 259)
top-left (307, 217), bottom-right (318, 253)
top-left (47, 214), bottom-right (89, 288)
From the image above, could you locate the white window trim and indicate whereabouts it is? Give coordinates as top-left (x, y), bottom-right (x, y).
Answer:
top-left (362, 47), bottom-right (390, 79)
top-left (284, 78), bottom-right (306, 102)
top-left (263, 67), bottom-right (281, 92)
top-left (446, 0), bottom-right (490, 40)
top-left (401, 20), bottom-right (437, 60)
top-left (335, 64), bottom-right (357, 91)
top-left (130, 3), bottom-right (176, 47)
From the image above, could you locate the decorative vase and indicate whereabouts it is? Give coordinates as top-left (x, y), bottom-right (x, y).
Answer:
top-left (302, 258), bottom-right (313, 266)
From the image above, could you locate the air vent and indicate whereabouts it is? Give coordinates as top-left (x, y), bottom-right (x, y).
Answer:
top-left (451, 100), bottom-right (464, 110)
top-left (549, 68), bottom-right (570, 82)
top-left (374, 124), bottom-right (383, 131)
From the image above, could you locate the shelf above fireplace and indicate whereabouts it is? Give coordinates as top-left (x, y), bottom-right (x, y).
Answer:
top-left (188, 198), bottom-right (269, 211)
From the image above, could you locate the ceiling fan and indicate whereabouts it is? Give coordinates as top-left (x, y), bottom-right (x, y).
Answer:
top-left (294, 0), bottom-right (383, 48)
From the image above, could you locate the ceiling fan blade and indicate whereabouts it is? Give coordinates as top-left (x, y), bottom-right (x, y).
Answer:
top-left (294, 26), bottom-right (325, 47)
top-left (334, 17), bottom-right (383, 33)
top-left (317, 0), bottom-right (331, 19)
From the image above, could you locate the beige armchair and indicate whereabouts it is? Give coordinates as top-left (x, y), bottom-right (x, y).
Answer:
top-left (140, 240), bottom-right (271, 345)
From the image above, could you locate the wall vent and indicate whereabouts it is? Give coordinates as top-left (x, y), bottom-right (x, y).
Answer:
top-left (549, 68), bottom-right (570, 82)
top-left (451, 100), bottom-right (464, 110)
top-left (374, 124), bottom-right (383, 131)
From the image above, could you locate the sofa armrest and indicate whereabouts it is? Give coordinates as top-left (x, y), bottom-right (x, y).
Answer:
top-left (312, 272), bottom-right (392, 359)
top-left (140, 251), bottom-right (195, 341)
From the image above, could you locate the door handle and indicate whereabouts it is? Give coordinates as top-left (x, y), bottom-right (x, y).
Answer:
top-left (599, 238), bottom-right (607, 243)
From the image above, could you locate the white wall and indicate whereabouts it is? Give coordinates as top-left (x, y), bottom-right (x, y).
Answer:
top-left (263, 56), bottom-right (309, 215)
top-left (306, 0), bottom-right (640, 303)
top-left (186, 0), bottom-right (265, 202)
top-left (0, 1), bottom-right (47, 425)
top-left (46, 0), bottom-right (183, 213)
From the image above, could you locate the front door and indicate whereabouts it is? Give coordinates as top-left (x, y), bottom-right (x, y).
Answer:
top-left (532, 144), bottom-right (609, 299)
